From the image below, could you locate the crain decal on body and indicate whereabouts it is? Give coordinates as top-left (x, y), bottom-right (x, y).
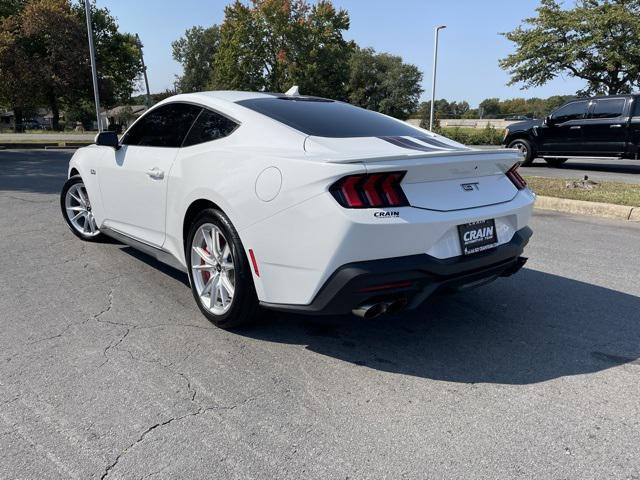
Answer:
top-left (374, 211), bottom-right (400, 218)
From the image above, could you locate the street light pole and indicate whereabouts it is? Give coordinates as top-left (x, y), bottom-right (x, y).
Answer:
top-left (84, 0), bottom-right (102, 131)
top-left (429, 25), bottom-right (447, 131)
top-left (136, 34), bottom-right (152, 107)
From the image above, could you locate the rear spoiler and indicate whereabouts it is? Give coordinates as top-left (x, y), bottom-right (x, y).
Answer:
top-left (319, 148), bottom-right (523, 164)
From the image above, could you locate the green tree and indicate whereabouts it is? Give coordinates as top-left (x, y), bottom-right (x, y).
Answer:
top-left (0, 12), bottom-right (40, 130)
top-left (172, 25), bottom-right (220, 93)
top-left (212, 0), bottom-right (352, 98)
top-left (478, 98), bottom-right (501, 118)
top-left (72, 1), bottom-right (143, 106)
top-left (348, 47), bottom-right (423, 119)
top-left (0, 0), bottom-right (89, 130)
top-left (500, 0), bottom-right (640, 96)
top-left (0, 0), bottom-right (27, 19)
top-left (0, 0), bottom-right (142, 130)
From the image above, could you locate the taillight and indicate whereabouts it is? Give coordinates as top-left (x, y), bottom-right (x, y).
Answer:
top-left (506, 163), bottom-right (527, 190)
top-left (329, 171), bottom-right (409, 208)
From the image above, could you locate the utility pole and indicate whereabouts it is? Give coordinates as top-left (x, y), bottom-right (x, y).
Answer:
top-left (84, 0), bottom-right (102, 131)
top-left (429, 25), bottom-right (447, 131)
top-left (136, 34), bottom-right (152, 107)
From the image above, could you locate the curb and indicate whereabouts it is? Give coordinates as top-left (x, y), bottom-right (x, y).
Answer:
top-left (0, 142), bottom-right (91, 149)
top-left (535, 195), bottom-right (639, 222)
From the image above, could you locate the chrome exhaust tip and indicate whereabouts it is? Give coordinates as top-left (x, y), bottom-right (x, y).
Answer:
top-left (352, 302), bottom-right (388, 319)
top-left (385, 297), bottom-right (408, 316)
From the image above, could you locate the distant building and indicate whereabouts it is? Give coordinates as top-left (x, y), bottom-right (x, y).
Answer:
top-left (105, 105), bottom-right (148, 130)
top-left (0, 108), bottom-right (54, 130)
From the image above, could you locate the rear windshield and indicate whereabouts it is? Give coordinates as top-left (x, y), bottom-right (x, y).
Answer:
top-left (236, 97), bottom-right (420, 138)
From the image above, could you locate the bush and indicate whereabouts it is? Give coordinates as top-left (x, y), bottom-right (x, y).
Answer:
top-left (434, 124), bottom-right (504, 145)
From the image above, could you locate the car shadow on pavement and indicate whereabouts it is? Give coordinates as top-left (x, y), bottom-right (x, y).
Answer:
top-left (0, 149), bottom-right (72, 194)
top-left (239, 268), bottom-right (640, 385)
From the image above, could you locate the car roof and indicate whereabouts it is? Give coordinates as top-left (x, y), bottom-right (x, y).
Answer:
top-left (160, 90), bottom-right (335, 106)
top-left (190, 91), bottom-right (279, 103)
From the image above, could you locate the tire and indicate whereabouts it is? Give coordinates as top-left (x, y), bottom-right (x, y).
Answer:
top-left (186, 208), bottom-right (259, 329)
top-left (544, 158), bottom-right (568, 168)
top-left (60, 175), bottom-right (104, 242)
top-left (508, 138), bottom-right (536, 166)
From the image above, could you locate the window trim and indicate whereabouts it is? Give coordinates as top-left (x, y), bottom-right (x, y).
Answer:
top-left (550, 100), bottom-right (590, 123)
top-left (120, 101), bottom-right (242, 149)
top-left (586, 97), bottom-right (628, 120)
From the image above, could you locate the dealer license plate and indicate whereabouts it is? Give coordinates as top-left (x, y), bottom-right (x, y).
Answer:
top-left (457, 219), bottom-right (498, 255)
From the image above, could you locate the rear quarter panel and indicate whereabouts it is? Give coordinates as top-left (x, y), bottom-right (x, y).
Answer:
top-left (163, 122), bottom-right (365, 299)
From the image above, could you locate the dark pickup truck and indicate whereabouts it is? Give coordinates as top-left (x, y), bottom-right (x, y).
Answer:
top-left (502, 94), bottom-right (640, 166)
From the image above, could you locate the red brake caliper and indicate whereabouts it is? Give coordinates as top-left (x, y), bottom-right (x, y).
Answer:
top-left (202, 245), bottom-right (211, 283)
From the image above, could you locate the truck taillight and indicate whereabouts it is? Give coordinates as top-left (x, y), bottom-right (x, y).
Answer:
top-left (506, 163), bottom-right (527, 190)
top-left (330, 171), bottom-right (409, 208)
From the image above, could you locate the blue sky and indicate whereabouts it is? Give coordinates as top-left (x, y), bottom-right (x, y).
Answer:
top-left (95, 0), bottom-right (583, 106)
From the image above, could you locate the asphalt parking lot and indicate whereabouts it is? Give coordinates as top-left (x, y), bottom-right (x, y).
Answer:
top-left (1, 149), bottom-right (639, 479)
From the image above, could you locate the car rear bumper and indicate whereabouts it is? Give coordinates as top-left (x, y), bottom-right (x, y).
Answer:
top-left (260, 226), bottom-right (532, 315)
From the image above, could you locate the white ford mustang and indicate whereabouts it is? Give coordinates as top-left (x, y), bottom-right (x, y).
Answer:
top-left (60, 90), bottom-right (534, 328)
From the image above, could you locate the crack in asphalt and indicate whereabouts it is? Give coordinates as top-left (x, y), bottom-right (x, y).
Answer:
top-left (25, 282), bottom-right (113, 347)
top-left (99, 396), bottom-right (260, 480)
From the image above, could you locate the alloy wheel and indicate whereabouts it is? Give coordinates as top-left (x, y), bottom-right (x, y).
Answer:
top-left (513, 141), bottom-right (528, 157)
top-left (190, 223), bottom-right (236, 315)
top-left (64, 183), bottom-right (99, 237)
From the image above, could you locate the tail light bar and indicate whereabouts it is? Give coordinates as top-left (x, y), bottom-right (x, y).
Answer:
top-left (330, 171), bottom-right (409, 208)
top-left (506, 163), bottom-right (527, 190)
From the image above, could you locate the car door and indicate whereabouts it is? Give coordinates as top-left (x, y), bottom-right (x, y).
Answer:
top-left (581, 97), bottom-right (629, 155)
top-left (98, 103), bottom-right (202, 247)
top-left (539, 100), bottom-right (589, 155)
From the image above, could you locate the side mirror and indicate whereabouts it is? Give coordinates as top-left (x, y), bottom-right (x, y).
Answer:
top-left (95, 131), bottom-right (120, 149)
top-left (544, 115), bottom-right (555, 126)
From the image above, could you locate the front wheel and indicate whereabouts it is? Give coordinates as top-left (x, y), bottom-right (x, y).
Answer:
top-left (186, 209), bottom-right (259, 329)
top-left (544, 158), bottom-right (568, 168)
top-left (60, 176), bottom-right (104, 241)
top-left (508, 139), bottom-right (536, 166)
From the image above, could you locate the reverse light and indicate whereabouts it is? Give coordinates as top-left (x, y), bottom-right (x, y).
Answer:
top-left (330, 171), bottom-right (409, 208)
top-left (506, 163), bottom-right (527, 190)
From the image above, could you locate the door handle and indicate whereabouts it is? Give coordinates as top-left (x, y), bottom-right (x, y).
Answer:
top-left (146, 168), bottom-right (164, 180)
top-left (610, 124), bottom-right (622, 128)
top-left (569, 126), bottom-right (581, 130)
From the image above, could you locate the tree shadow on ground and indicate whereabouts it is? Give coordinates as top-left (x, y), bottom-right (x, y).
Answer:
top-left (0, 149), bottom-right (73, 194)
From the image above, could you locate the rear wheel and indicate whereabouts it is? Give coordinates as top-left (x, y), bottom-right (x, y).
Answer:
top-left (186, 209), bottom-right (259, 329)
top-left (544, 158), bottom-right (568, 168)
top-left (60, 176), bottom-right (104, 241)
top-left (508, 138), bottom-right (535, 166)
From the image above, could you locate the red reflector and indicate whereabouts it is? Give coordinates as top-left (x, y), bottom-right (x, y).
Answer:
top-left (358, 281), bottom-right (413, 293)
top-left (340, 175), bottom-right (365, 207)
top-left (248, 249), bottom-right (260, 277)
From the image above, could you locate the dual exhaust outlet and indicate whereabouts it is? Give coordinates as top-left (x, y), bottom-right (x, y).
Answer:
top-left (352, 298), bottom-right (408, 319)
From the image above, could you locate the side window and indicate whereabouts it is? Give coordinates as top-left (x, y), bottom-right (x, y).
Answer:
top-left (122, 103), bottom-right (201, 147)
top-left (551, 101), bottom-right (588, 123)
top-left (590, 98), bottom-right (626, 119)
top-left (182, 109), bottom-right (239, 147)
